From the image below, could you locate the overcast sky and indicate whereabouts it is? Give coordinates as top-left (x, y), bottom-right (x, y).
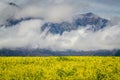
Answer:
top-left (1, 0), bottom-right (120, 18)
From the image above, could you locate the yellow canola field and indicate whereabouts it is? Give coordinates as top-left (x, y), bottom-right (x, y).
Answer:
top-left (0, 57), bottom-right (120, 80)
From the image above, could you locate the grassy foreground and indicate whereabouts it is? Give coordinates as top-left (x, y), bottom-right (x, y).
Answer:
top-left (0, 57), bottom-right (120, 80)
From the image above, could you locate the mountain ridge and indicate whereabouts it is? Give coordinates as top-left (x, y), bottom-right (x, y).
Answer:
top-left (0, 48), bottom-right (119, 56)
top-left (0, 3), bottom-right (118, 56)
top-left (41, 12), bottom-right (110, 35)
top-left (1, 12), bottom-right (110, 35)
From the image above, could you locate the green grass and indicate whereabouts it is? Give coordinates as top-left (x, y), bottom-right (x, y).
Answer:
top-left (0, 57), bottom-right (120, 80)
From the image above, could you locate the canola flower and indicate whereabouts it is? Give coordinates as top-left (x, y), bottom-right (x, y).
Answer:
top-left (0, 57), bottom-right (120, 80)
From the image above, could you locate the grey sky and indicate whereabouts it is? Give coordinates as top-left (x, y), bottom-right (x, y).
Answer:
top-left (1, 0), bottom-right (119, 18)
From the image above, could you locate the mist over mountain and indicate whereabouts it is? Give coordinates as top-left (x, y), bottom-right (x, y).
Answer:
top-left (41, 12), bottom-right (109, 35)
top-left (0, 1), bottom-right (120, 56)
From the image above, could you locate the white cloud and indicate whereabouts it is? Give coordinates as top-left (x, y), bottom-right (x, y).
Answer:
top-left (0, 19), bottom-right (120, 51)
top-left (14, 4), bottom-right (75, 22)
top-left (0, 0), bottom-right (120, 51)
top-left (45, 4), bottom-right (74, 22)
top-left (0, 2), bottom-right (19, 25)
top-left (0, 0), bottom-right (87, 23)
top-left (0, 19), bottom-right (43, 49)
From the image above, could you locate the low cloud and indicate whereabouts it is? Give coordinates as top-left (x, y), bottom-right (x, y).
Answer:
top-left (0, 0), bottom-right (120, 51)
top-left (0, 0), bottom-right (88, 23)
top-left (14, 4), bottom-right (75, 22)
top-left (0, 1), bottom-right (76, 26)
top-left (0, 19), bottom-right (120, 51)
top-left (0, 2), bottom-right (18, 25)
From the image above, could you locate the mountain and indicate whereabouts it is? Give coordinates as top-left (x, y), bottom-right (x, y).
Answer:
top-left (0, 12), bottom-right (119, 56)
top-left (0, 49), bottom-right (120, 56)
top-left (2, 12), bottom-right (109, 35)
top-left (6, 17), bottom-right (34, 26)
top-left (41, 12), bottom-right (109, 35)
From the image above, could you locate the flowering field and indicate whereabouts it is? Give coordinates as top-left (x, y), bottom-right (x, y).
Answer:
top-left (0, 57), bottom-right (120, 80)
